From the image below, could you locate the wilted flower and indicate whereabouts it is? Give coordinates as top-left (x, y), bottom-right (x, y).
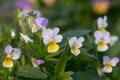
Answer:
top-left (94, 31), bottom-right (110, 52)
top-left (20, 33), bottom-right (33, 43)
top-left (42, 27), bottom-right (63, 53)
top-left (3, 45), bottom-right (21, 68)
top-left (11, 31), bottom-right (16, 39)
top-left (92, 0), bottom-right (110, 14)
top-left (31, 58), bottom-right (44, 68)
top-left (15, 0), bottom-right (32, 10)
top-left (102, 56), bottom-right (119, 73)
top-left (69, 37), bottom-right (85, 56)
top-left (109, 36), bottom-right (118, 46)
top-left (97, 16), bottom-right (108, 32)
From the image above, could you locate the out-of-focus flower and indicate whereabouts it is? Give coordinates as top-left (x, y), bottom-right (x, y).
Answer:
top-left (35, 17), bottom-right (48, 28)
top-left (11, 31), bottom-right (16, 39)
top-left (102, 56), bottom-right (119, 73)
top-left (94, 31), bottom-right (110, 52)
top-left (3, 45), bottom-right (21, 68)
top-left (92, 0), bottom-right (110, 14)
top-left (69, 37), bottom-right (85, 56)
top-left (15, 0), bottom-right (32, 10)
top-left (109, 36), bottom-right (118, 46)
top-left (97, 68), bottom-right (104, 77)
top-left (20, 33), bottom-right (33, 43)
top-left (42, 27), bottom-right (63, 53)
top-left (97, 16), bottom-right (108, 32)
top-left (31, 58), bottom-right (44, 68)
top-left (42, 0), bottom-right (56, 7)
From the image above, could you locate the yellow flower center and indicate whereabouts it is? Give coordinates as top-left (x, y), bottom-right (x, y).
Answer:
top-left (3, 55), bottom-right (13, 68)
top-left (71, 46), bottom-right (79, 55)
top-left (48, 41), bottom-right (59, 53)
top-left (99, 41), bottom-right (105, 48)
top-left (99, 27), bottom-right (106, 32)
top-left (106, 63), bottom-right (111, 69)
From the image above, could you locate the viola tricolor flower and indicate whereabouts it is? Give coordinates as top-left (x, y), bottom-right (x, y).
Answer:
top-left (97, 16), bottom-right (108, 32)
top-left (3, 45), bottom-right (21, 68)
top-left (31, 58), bottom-right (44, 68)
top-left (20, 33), bottom-right (33, 43)
top-left (102, 56), bottom-right (119, 73)
top-left (109, 36), bottom-right (118, 46)
top-left (69, 37), bottom-right (85, 56)
top-left (94, 31), bottom-right (110, 52)
top-left (42, 27), bottom-right (63, 53)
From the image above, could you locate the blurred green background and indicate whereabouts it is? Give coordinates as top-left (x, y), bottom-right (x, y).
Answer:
top-left (0, 0), bottom-right (120, 34)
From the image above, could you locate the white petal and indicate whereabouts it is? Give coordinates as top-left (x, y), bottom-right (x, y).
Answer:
top-left (42, 28), bottom-right (52, 38)
top-left (103, 32), bottom-right (110, 43)
top-left (75, 41), bottom-right (83, 48)
top-left (78, 37), bottom-right (85, 43)
top-left (103, 16), bottom-right (108, 27)
top-left (5, 45), bottom-right (12, 54)
top-left (12, 49), bottom-right (21, 60)
top-left (97, 17), bottom-right (103, 28)
top-left (20, 33), bottom-right (33, 43)
top-left (71, 47), bottom-right (80, 56)
top-left (54, 35), bottom-right (63, 43)
top-left (53, 27), bottom-right (59, 35)
top-left (110, 36), bottom-right (118, 46)
top-left (110, 57), bottom-right (119, 67)
top-left (102, 66), bottom-right (112, 73)
top-left (33, 10), bottom-right (41, 18)
top-left (98, 44), bottom-right (108, 52)
top-left (43, 36), bottom-right (50, 44)
top-left (94, 31), bottom-right (102, 39)
top-left (103, 56), bottom-right (110, 65)
top-left (69, 37), bottom-right (77, 46)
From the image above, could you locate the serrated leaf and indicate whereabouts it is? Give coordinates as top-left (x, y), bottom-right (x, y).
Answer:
top-left (17, 65), bottom-right (47, 79)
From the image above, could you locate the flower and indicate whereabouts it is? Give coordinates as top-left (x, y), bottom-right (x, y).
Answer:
top-left (20, 33), bottom-right (33, 43)
top-left (31, 58), bottom-right (44, 68)
top-left (92, 0), bottom-right (110, 14)
top-left (97, 16), bottom-right (108, 32)
top-left (94, 31), bottom-right (110, 52)
top-left (42, 27), bottom-right (63, 53)
top-left (102, 56), bottom-right (119, 73)
top-left (3, 45), bottom-right (21, 68)
top-left (109, 36), bottom-right (118, 46)
top-left (11, 31), bottom-right (16, 39)
top-left (69, 37), bottom-right (85, 56)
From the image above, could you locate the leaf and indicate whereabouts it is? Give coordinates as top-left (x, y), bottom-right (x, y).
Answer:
top-left (17, 65), bottom-right (47, 79)
top-left (62, 71), bottom-right (74, 79)
top-left (60, 29), bottom-right (91, 47)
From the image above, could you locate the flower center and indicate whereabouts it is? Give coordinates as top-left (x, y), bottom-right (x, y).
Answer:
top-left (106, 63), bottom-right (111, 69)
top-left (99, 27), bottom-right (106, 32)
top-left (99, 41), bottom-right (105, 48)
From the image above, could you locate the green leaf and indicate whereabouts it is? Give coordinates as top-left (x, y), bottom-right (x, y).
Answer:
top-left (17, 65), bottom-right (47, 79)
top-left (53, 53), bottom-right (67, 79)
top-left (62, 71), bottom-right (74, 79)
top-left (60, 29), bottom-right (91, 47)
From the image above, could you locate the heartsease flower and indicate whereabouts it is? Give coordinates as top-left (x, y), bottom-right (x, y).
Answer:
top-left (102, 56), bottom-right (119, 73)
top-left (20, 33), bottom-right (33, 43)
top-left (97, 16), bottom-right (108, 32)
top-left (69, 37), bottom-right (85, 56)
top-left (3, 45), bottom-right (21, 68)
top-left (42, 27), bottom-right (63, 53)
top-left (109, 36), bottom-right (118, 46)
top-left (31, 58), bottom-right (44, 68)
top-left (94, 31), bottom-right (110, 52)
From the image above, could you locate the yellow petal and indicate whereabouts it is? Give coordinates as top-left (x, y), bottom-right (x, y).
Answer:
top-left (3, 55), bottom-right (13, 68)
top-left (99, 27), bottom-right (106, 32)
top-left (98, 41), bottom-right (108, 52)
top-left (71, 46), bottom-right (80, 56)
top-left (48, 41), bottom-right (59, 53)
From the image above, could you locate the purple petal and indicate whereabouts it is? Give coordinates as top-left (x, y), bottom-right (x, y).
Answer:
top-left (15, 1), bottom-right (32, 10)
top-left (36, 60), bottom-right (44, 65)
top-left (5, 45), bottom-right (12, 54)
top-left (103, 56), bottom-right (110, 65)
top-left (35, 17), bottom-right (48, 27)
top-left (110, 57), bottom-right (119, 67)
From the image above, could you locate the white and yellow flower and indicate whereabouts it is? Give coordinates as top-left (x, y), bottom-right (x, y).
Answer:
top-left (20, 33), bottom-right (33, 43)
top-left (94, 31), bottom-right (110, 52)
top-left (109, 36), bottom-right (118, 46)
top-left (42, 27), bottom-right (63, 53)
top-left (97, 16), bottom-right (108, 32)
top-left (69, 37), bottom-right (85, 56)
top-left (102, 56), bottom-right (119, 73)
top-left (3, 45), bottom-right (21, 68)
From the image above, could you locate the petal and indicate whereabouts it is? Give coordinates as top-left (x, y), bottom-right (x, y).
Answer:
top-left (103, 32), bottom-right (110, 43)
top-left (75, 41), bottom-right (83, 48)
top-left (97, 17), bottom-right (103, 28)
top-left (53, 27), bottom-right (59, 35)
top-left (94, 31), bottom-right (102, 39)
top-left (110, 36), bottom-right (118, 46)
top-left (110, 57), bottom-right (119, 67)
top-left (35, 17), bottom-right (48, 27)
top-left (98, 43), bottom-right (108, 52)
top-left (43, 36), bottom-right (50, 44)
top-left (103, 16), bottom-right (108, 27)
top-left (20, 33), bottom-right (33, 43)
top-left (33, 10), bottom-right (41, 18)
top-left (54, 35), bottom-right (63, 43)
top-left (42, 28), bottom-right (52, 37)
top-left (31, 58), bottom-right (44, 68)
top-left (71, 46), bottom-right (80, 56)
top-left (3, 55), bottom-right (13, 68)
top-left (36, 60), bottom-right (44, 65)
top-left (78, 37), bottom-right (85, 43)
top-left (48, 42), bottom-right (59, 53)
top-left (69, 37), bottom-right (77, 46)
top-left (102, 65), bottom-right (112, 73)
top-left (103, 56), bottom-right (110, 65)
top-left (5, 45), bottom-right (12, 54)
top-left (11, 49), bottom-right (21, 60)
